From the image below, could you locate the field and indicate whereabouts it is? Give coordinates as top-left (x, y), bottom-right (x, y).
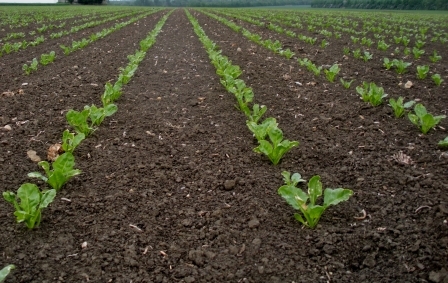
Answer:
top-left (1, 6), bottom-right (448, 283)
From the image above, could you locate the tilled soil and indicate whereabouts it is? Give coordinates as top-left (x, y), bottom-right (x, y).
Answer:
top-left (1, 8), bottom-right (447, 283)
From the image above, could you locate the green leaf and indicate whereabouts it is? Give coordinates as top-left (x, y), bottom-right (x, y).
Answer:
top-left (308, 175), bottom-right (322, 206)
top-left (291, 173), bottom-right (306, 185)
top-left (421, 114), bottom-right (436, 134)
top-left (307, 205), bottom-right (325, 228)
top-left (39, 189), bottom-right (56, 209)
top-left (0, 264), bottom-right (15, 282)
top-left (27, 172), bottom-right (48, 182)
top-left (403, 100), bottom-right (416, 108)
top-left (414, 103), bottom-right (427, 118)
top-left (278, 185), bottom-right (308, 210)
top-left (408, 113), bottom-right (419, 126)
top-left (267, 127), bottom-right (284, 146)
top-left (323, 188), bottom-right (353, 207)
top-left (254, 140), bottom-right (273, 156)
top-left (2, 191), bottom-right (17, 205)
top-left (17, 183), bottom-right (40, 214)
top-left (293, 213), bottom-right (307, 226)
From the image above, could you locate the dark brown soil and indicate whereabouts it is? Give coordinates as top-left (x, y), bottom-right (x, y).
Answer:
top-left (1, 8), bottom-right (447, 283)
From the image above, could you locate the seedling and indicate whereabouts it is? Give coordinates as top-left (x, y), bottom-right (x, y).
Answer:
top-left (377, 40), bottom-right (390, 51)
top-left (343, 47), bottom-right (350, 55)
top-left (279, 48), bottom-right (295, 59)
top-left (247, 117), bottom-right (278, 141)
top-left (28, 152), bottom-right (81, 191)
top-left (352, 49), bottom-right (361, 59)
top-left (361, 37), bottom-right (373, 47)
top-left (383, 58), bottom-right (394, 70)
top-left (101, 81), bottom-right (122, 106)
top-left (402, 36), bottom-right (410, 46)
top-left (22, 58), bottom-right (38, 75)
top-left (85, 104), bottom-right (117, 127)
top-left (403, 47), bottom-right (411, 56)
top-left (340, 78), bottom-right (354, 89)
top-left (416, 65), bottom-right (429, 80)
top-left (412, 47), bottom-right (425, 59)
top-left (324, 64), bottom-right (340, 83)
top-left (40, 51), bottom-right (56, 66)
top-left (389, 97), bottom-right (415, 118)
top-left (431, 74), bottom-right (444, 86)
top-left (415, 40), bottom-right (426, 49)
top-left (356, 82), bottom-right (388, 106)
top-left (392, 59), bottom-right (412, 74)
top-left (429, 50), bottom-right (442, 63)
top-left (3, 183), bottom-right (56, 229)
top-left (408, 103), bottom-right (446, 134)
top-left (247, 104), bottom-right (267, 124)
top-left (438, 137), bottom-right (448, 149)
top-left (60, 44), bottom-right (71, 55)
top-left (0, 265), bottom-right (15, 282)
top-left (66, 108), bottom-right (92, 136)
top-left (362, 51), bottom-right (373, 62)
top-left (278, 172), bottom-right (353, 229)
top-left (253, 126), bottom-right (299, 165)
top-left (320, 39), bottom-right (329, 48)
top-left (228, 79), bottom-right (254, 117)
top-left (61, 129), bottom-right (85, 153)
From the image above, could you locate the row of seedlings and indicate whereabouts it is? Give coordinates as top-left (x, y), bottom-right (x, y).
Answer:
top-left (187, 10), bottom-right (353, 229)
top-left (2, 10), bottom-right (173, 232)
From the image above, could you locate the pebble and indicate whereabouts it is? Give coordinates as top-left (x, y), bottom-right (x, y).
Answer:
top-left (223, 179), bottom-right (236, 190)
top-left (3, 125), bottom-right (11, 131)
top-left (248, 219), bottom-right (260, 228)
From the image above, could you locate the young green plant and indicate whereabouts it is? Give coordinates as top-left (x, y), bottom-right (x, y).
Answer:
top-left (416, 65), bottom-right (429, 80)
top-left (389, 97), bottom-right (415, 118)
top-left (431, 74), bottom-right (444, 86)
top-left (278, 172), bottom-right (353, 229)
top-left (28, 152), bottom-right (81, 191)
top-left (3, 183), bottom-right (56, 229)
top-left (340, 78), bottom-right (353, 89)
top-left (253, 125), bottom-right (299, 165)
top-left (40, 51), bottom-right (56, 66)
top-left (22, 58), bottom-right (38, 75)
top-left (356, 82), bottom-right (388, 106)
top-left (324, 64), bottom-right (340, 83)
top-left (408, 103), bottom-right (446, 134)
top-left (61, 129), bottom-right (85, 153)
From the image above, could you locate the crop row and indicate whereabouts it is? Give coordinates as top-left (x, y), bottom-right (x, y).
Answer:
top-left (188, 9), bottom-right (353, 229)
top-left (2, 10), bottom-right (172, 232)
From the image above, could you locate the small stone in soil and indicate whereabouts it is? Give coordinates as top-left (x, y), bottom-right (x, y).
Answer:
top-left (248, 219), bottom-right (260, 228)
top-left (223, 179), bottom-right (236, 190)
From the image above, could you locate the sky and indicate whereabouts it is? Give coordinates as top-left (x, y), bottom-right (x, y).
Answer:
top-left (0, 0), bottom-right (58, 3)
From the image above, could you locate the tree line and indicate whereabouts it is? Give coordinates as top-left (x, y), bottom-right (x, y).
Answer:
top-left (311, 0), bottom-right (448, 10)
